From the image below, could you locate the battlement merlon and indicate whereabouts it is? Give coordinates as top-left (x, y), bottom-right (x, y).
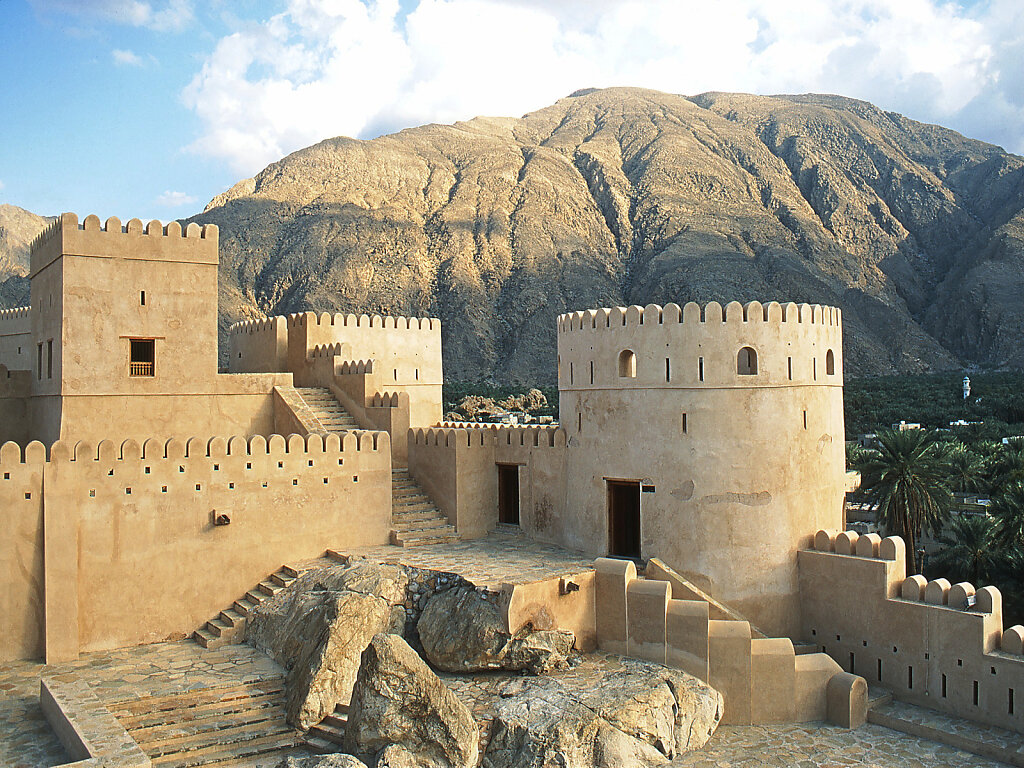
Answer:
top-left (0, 306), bottom-right (30, 334)
top-left (557, 300), bottom-right (841, 333)
top-left (30, 213), bottom-right (219, 277)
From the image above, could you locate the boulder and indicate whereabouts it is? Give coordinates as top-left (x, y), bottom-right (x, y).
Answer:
top-left (484, 657), bottom-right (722, 768)
top-left (344, 634), bottom-right (478, 768)
top-left (419, 587), bottom-right (574, 673)
top-left (374, 744), bottom-right (425, 768)
top-left (246, 562), bottom-right (408, 729)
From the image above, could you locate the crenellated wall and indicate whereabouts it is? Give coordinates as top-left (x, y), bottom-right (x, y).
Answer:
top-left (0, 441), bottom-right (46, 661)
top-left (800, 530), bottom-right (1024, 733)
top-left (0, 306), bottom-right (31, 373)
top-left (555, 300), bottom-right (846, 638)
top-left (0, 430), bottom-right (393, 663)
top-left (229, 311), bottom-right (443, 433)
top-left (407, 425), bottom-right (568, 540)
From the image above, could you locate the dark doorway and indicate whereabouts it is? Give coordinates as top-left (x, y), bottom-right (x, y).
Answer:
top-left (607, 480), bottom-right (641, 559)
top-left (498, 464), bottom-right (520, 525)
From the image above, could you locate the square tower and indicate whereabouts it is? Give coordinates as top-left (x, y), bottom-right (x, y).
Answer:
top-left (27, 213), bottom-right (220, 442)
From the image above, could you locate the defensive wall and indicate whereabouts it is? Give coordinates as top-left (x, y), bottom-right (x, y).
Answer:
top-left (230, 311), bottom-right (444, 457)
top-left (556, 300), bottom-right (846, 638)
top-left (800, 530), bottom-right (1024, 733)
top-left (0, 306), bottom-right (31, 372)
top-left (408, 425), bottom-right (568, 540)
top-left (0, 431), bottom-right (393, 665)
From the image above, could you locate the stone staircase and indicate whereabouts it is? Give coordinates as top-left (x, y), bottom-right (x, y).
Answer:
top-left (294, 387), bottom-right (361, 431)
top-left (110, 677), bottom-right (306, 767)
top-left (304, 702), bottom-right (349, 753)
top-left (193, 564), bottom-right (306, 650)
top-left (390, 467), bottom-right (459, 547)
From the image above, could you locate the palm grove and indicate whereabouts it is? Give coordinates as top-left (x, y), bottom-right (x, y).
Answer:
top-left (850, 429), bottom-right (1024, 624)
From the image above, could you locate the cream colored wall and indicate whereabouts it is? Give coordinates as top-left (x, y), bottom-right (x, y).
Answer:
top-left (230, 316), bottom-right (288, 373)
top-left (40, 431), bottom-right (392, 662)
top-left (557, 301), bottom-right (846, 638)
top-left (800, 531), bottom-right (1024, 733)
top-left (0, 366), bottom-right (31, 445)
top-left (408, 425), bottom-right (569, 540)
top-left (0, 441), bottom-right (46, 662)
top-left (0, 307), bottom-right (31, 372)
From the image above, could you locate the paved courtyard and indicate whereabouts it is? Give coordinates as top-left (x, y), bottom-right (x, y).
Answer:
top-left (336, 527), bottom-right (596, 589)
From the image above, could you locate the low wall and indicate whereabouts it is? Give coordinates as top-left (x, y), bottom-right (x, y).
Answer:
top-left (800, 530), bottom-right (1024, 733)
top-left (0, 430), bottom-right (393, 663)
top-left (0, 365), bottom-right (31, 444)
top-left (407, 425), bottom-right (568, 540)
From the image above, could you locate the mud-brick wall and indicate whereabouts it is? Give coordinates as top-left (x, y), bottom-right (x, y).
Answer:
top-left (27, 431), bottom-right (392, 663)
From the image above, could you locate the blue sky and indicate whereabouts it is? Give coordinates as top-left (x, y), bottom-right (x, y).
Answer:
top-left (1, 0), bottom-right (1022, 222)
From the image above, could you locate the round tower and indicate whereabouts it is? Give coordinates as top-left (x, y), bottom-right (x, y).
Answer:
top-left (556, 300), bottom-right (846, 638)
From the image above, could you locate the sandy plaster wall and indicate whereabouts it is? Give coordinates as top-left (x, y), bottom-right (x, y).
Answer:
top-left (799, 542), bottom-right (1024, 733)
top-left (1, 431), bottom-right (393, 662)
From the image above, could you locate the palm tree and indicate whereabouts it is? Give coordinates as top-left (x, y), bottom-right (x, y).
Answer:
top-left (991, 481), bottom-right (1024, 551)
top-left (859, 428), bottom-right (952, 575)
top-left (930, 513), bottom-right (997, 585)
top-left (985, 444), bottom-right (1024, 490)
top-left (945, 445), bottom-right (986, 495)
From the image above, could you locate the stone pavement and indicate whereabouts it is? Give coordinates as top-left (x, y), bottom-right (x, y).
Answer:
top-left (0, 640), bottom-right (286, 768)
top-left (336, 527), bottom-right (595, 589)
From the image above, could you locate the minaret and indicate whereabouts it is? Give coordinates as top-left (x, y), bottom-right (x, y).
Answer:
top-left (963, 376), bottom-right (971, 400)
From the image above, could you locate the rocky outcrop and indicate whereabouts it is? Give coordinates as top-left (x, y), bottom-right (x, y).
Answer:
top-left (344, 634), bottom-right (478, 768)
top-left (276, 755), bottom-right (367, 768)
top-left (418, 586), bottom-right (574, 673)
top-left (246, 562), bottom-right (408, 729)
top-left (484, 658), bottom-right (722, 768)
top-left (177, 87), bottom-right (1024, 380)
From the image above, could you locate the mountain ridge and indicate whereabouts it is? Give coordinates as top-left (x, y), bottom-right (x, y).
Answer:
top-left (5, 88), bottom-right (1024, 383)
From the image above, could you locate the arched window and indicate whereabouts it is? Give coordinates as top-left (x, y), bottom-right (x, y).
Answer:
top-left (737, 346), bottom-right (758, 375)
top-left (826, 349), bottom-right (835, 376)
top-left (618, 349), bottom-right (636, 378)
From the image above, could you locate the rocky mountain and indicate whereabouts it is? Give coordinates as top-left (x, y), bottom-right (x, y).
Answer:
top-left (5, 89), bottom-right (1024, 383)
top-left (0, 204), bottom-right (48, 307)
top-left (192, 88), bottom-right (1024, 383)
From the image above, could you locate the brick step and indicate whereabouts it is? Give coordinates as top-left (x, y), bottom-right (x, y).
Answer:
top-left (392, 509), bottom-right (443, 523)
top-left (304, 734), bottom-right (338, 754)
top-left (111, 679), bottom-right (287, 717)
top-left (304, 704), bottom-right (349, 751)
top-left (393, 518), bottom-right (452, 532)
top-left (149, 730), bottom-right (302, 768)
top-left (392, 499), bottom-right (436, 512)
top-left (141, 717), bottom-right (294, 758)
top-left (130, 706), bottom-right (288, 749)
top-left (391, 528), bottom-right (460, 547)
top-left (119, 691), bottom-right (285, 730)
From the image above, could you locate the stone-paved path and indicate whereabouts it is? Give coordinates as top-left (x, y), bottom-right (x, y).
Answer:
top-left (338, 527), bottom-right (595, 589)
top-left (0, 640), bottom-right (289, 768)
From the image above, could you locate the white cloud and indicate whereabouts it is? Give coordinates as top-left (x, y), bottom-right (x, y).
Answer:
top-left (155, 190), bottom-right (198, 207)
top-left (181, 0), bottom-right (1022, 176)
top-left (29, 0), bottom-right (193, 31)
top-left (112, 48), bottom-right (144, 66)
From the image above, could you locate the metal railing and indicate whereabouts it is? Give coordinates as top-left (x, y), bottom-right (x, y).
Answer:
top-left (129, 361), bottom-right (154, 377)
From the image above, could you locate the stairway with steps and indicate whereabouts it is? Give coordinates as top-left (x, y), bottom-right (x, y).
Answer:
top-left (390, 467), bottom-right (459, 547)
top-left (109, 677), bottom-right (307, 767)
top-left (193, 564), bottom-right (306, 650)
top-left (304, 703), bottom-right (349, 753)
top-left (294, 387), bottom-right (361, 432)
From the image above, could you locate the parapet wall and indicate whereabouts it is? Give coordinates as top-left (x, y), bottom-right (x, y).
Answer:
top-left (0, 306), bottom-right (30, 331)
top-left (229, 316), bottom-right (288, 373)
top-left (31, 212), bottom-right (219, 276)
top-left (408, 425), bottom-right (567, 540)
top-left (557, 301), bottom-right (842, 389)
top-left (1, 430), bottom-right (393, 663)
top-left (800, 530), bottom-right (1024, 733)
top-left (0, 308), bottom-right (31, 375)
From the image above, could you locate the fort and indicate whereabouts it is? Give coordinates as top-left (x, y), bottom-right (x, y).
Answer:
top-left (0, 213), bottom-right (1021, 766)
